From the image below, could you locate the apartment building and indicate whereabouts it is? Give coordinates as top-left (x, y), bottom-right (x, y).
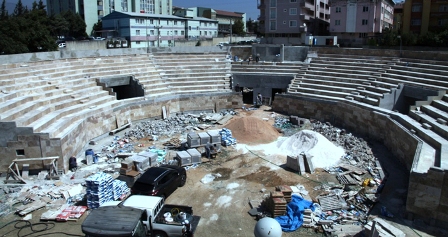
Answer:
top-left (102, 11), bottom-right (218, 48)
top-left (174, 7), bottom-right (246, 36)
top-left (46, 0), bottom-right (172, 36)
top-left (402, 0), bottom-right (448, 35)
top-left (257, 0), bottom-right (330, 45)
top-left (329, 0), bottom-right (394, 46)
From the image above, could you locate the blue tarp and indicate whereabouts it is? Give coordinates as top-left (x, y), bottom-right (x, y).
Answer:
top-left (274, 194), bottom-right (315, 232)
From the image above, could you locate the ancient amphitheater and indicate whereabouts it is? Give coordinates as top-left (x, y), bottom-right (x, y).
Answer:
top-left (1, 46), bottom-right (448, 228)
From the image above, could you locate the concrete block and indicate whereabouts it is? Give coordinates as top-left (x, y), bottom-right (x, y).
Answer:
top-left (422, 123), bottom-right (432, 130)
top-left (437, 118), bottom-right (447, 125)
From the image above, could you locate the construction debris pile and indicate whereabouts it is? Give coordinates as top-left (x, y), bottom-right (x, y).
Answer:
top-left (248, 118), bottom-right (401, 236)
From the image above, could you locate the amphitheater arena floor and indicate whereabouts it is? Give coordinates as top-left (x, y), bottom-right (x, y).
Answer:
top-left (0, 106), bottom-right (439, 237)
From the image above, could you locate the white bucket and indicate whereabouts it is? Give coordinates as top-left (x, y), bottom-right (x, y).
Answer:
top-left (163, 212), bottom-right (171, 218)
top-left (178, 212), bottom-right (187, 221)
top-left (165, 217), bottom-right (174, 223)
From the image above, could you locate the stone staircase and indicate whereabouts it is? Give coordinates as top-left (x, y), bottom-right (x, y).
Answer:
top-left (151, 53), bottom-right (232, 94)
top-left (288, 54), bottom-right (399, 106)
top-left (0, 55), bottom-right (153, 139)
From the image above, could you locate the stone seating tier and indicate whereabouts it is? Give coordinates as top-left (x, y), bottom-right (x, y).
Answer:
top-left (377, 76), bottom-right (448, 91)
top-left (392, 63), bottom-right (448, 76)
top-left (17, 88), bottom-right (110, 130)
top-left (39, 95), bottom-right (118, 137)
top-left (385, 68), bottom-right (448, 83)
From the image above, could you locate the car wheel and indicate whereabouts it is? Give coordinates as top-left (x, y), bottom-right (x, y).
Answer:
top-left (179, 174), bottom-right (186, 187)
top-left (153, 231), bottom-right (167, 237)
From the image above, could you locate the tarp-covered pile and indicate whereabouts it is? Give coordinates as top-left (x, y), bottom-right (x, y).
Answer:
top-left (275, 194), bottom-right (314, 232)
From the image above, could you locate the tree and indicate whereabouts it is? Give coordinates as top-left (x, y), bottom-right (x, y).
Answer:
top-left (13, 0), bottom-right (26, 16)
top-left (232, 19), bottom-right (245, 36)
top-left (92, 20), bottom-right (102, 36)
top-left (62, 10), bottom-right (87, 38)
top-left (1, 0), bottom-right (8, 20)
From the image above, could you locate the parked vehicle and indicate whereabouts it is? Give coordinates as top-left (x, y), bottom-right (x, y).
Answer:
top-left (84, 195), bottom-right (199, 237)
top-left (82, 205), bottom-right (147, 237)
top-left (131, 165), bottom-right (186, 199)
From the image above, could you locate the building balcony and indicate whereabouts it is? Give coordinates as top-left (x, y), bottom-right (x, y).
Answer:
top-left (300, 1), bottom-right (315, 11)
top-left (300, 13), bottom-right (311, 22)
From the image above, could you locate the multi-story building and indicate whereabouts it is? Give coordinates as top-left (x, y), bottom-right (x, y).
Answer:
top-left (257, 0), bottom-right (330, 45)
top-left (174, 7), bottom-right (246, 36)
top-left (402, 0), bottom-right (448, 35)
top-left (46, 0), bottom-right (172, 36)
top-left (393, 1), bottom-right (404, 33)
top-left (101, 11), bottom-right (218, 48)
top-left (329, 0), bottom-right (394, 46)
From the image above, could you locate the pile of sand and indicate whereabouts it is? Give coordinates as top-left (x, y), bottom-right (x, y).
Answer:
top-left (279, 130), bottom-right (345, 168)
top-left (225, 117), bottom-right (280, 144)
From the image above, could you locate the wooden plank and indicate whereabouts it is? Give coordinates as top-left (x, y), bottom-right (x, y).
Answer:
top-left (12, 156), bottom-right (59, 162)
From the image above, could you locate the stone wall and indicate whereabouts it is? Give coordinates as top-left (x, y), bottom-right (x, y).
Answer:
top-left (272, 94), bottom-right (448, 228)
top-left (0, 93), bottom-right (242, 173)
top-left (314, 47), bottom-right (448, 61)
top-left (408, 168), bottom-right (448, 227)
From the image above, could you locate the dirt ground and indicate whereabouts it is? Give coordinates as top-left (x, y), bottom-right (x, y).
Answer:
top-left (0, 106), bottom-right (442, 237)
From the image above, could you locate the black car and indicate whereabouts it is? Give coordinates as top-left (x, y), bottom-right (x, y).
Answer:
top-left (131, 165), bottom-right (186, 199)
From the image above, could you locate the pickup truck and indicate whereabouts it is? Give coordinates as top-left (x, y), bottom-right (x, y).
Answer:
top-left (85, 195), bottom-right (199, 237)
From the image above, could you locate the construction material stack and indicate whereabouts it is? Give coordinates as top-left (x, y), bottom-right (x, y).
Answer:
top-left (276, 185), bottom-right (293, 202)
top-left (119, 160), bottom-right (134, 175)
top-left (112, 180), bottom-right (130, 200)
top-left (176, 151), bottom-right (192, 166)
top-left (266, 191), bottom-right (287, 217)
top-left (219, 128), bottom-right (236, 146)
top-left (187, 148), bottom-right (201, 164)
top-left (86, 172), bottom-right (114, 209)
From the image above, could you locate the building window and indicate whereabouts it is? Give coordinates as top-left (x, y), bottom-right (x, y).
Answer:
top-left (189, 26), bottom-right (191, 30)
top-left (270, 9), bottom-right (276, 19)
top-left (174, 20), bottom-right (177, 25)
top-left (270, 0), bottom-right (276, 7)
top-left (270, 21), bottom-right (276, 30)
top-left (136, 41), bottom-right (141, 44)
top-left (135, 19), bottom-right (144, 24)
top-left (359, 33), bottom-right (368, 38)
top-left (363, 6), bottom-right (368, 12)
top-left (174, 30), bottom-right (178, 35)
top-left (336, 7), bottom-right (341, 13)
top-left (439, 19), bottom-right (448, 26)
top-left (440, 5), bottom-right (448, 12)
top-left (290, 0), bottom-right (297, 2)
top-left (290, 8), bottom-right (297, 15)
top-left (150, 30), bottom-right (154, 35)
top-left (150, 41), bottom-right (155, 46)
top-left (335, 20), bottom-right (340, 25)
top-left (16, 149), bottom-right (25, 156)
top-left (205, 31), bottom-right (207, 36)
top-left (411, 19), bottom-right (421, 26)
top-left (150, 19), bottom-right (154, 24)
top-left (136, 30), bottom-right (140, 35)
top-left (362, 19), bottom-right (368, 25)
top-left (289, 20), bottom-right (297, 27)
top-left (97, 0), bottom-right (103, 6)
top-left (181, 30), bottom-right (185, 35)
top-left (412, 4), bottom-right (422, 12)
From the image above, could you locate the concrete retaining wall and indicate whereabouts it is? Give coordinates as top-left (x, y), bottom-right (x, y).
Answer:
top-left (272, 94), bottom-right (418, 172)
top-left (0, 93), bottom-right (242, 172)
top-left (271, 94), bottom-right (448, 228)
top-left (314, 47), bottom-right (448, 61)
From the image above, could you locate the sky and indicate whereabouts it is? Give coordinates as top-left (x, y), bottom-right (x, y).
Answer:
top-left (173, 0), bottom-right (260, 20)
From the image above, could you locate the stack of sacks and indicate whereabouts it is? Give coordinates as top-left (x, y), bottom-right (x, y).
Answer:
top-left (112, 180), bottom-right (130, 200)
top-left (219, 128), bottom-right (237, 146)
top-left (86, 172), bottom-right (114, 209)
